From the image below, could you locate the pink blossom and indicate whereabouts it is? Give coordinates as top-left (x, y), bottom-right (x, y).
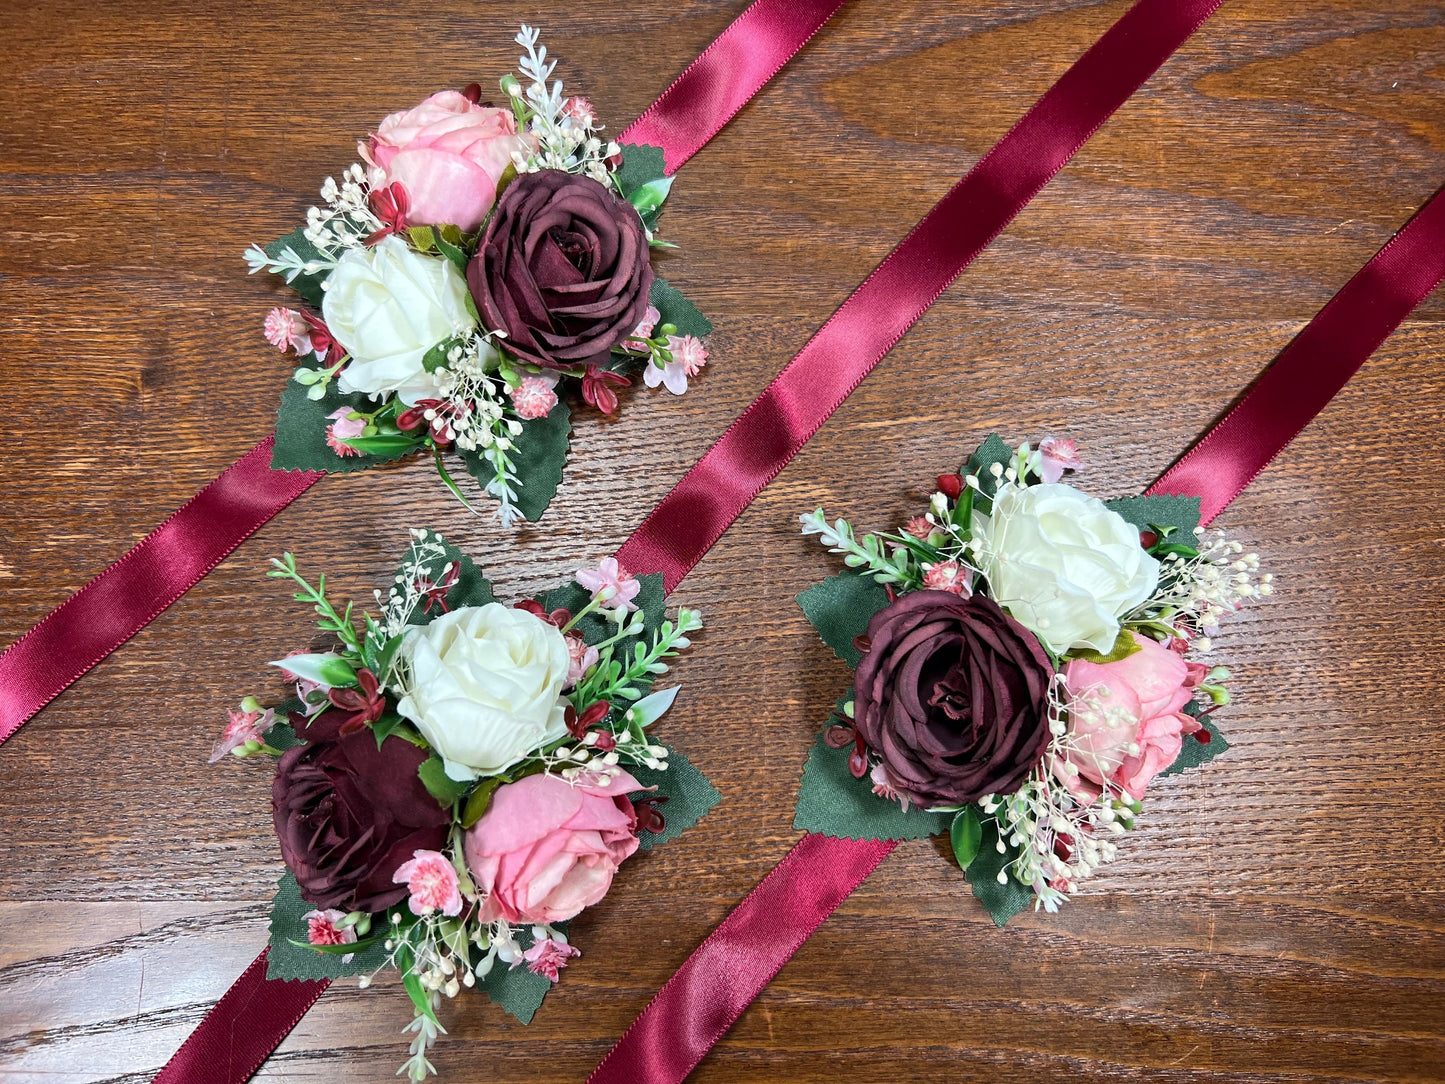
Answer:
top-left (870, 762), bottom-right (910, 811)
top-left (303, 909), bottom-right (357, 962)
top-left (565, 633), bottom-right (600, 688)
top-left (622, 304), bottom-right (661, 352)
top-left (1053, 632), bottom-right (1205, 802)
top-left (264, 308), bottom-right (312, 354)
top-left (561, 96), bottom-right (596, 128)
top-left (642, 335), bottom-right (708, 396)
top-left (209, 707), bottom-right (271, 763)
top-left (325, 408), bottom-right (366, 458)
top-left (368, 91), bottom-right (535, 232)
top-left (465, 771), bottom-right (641, 925)
top-left (511, 376), bottom-right (559, 421)
top-left (575, 557), bottom-right (641, 612)
top-left (903, 516), bottom-right (935, 541)
top-left (392, 849), bottom-right (464, 917)
top-left (1039, 437), bottom-right (1082, 484)
top-left (922, 561), bottom-right (973, 596)
top-left (521, 936), bottom-right (580, 982)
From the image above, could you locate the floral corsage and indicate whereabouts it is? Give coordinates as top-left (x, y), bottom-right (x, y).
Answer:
top-left (214, 531), bottom-right (717, 1078)
top-left (793, 436), bottom-right (1271, 924)
top-left (246, 26), bottom-right (711, 524)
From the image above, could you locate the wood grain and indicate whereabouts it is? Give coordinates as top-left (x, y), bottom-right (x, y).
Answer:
top-left (0, 0), bottom-right (1442, 1080)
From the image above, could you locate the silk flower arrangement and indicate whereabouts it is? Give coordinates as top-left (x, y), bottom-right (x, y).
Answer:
top-left (246, 27), bottom-right (712, 524)
top-left (794, 436), bottom-right (1270, 923)
top-left (213, 531), bottom-right (718, 1079)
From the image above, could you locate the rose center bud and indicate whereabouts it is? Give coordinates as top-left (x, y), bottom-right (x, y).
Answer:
top-left (926, 669), bottom-right (973, 724)
top-left (550, 228), bottom-right (594, 275)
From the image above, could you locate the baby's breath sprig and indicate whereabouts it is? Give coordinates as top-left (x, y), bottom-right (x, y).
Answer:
top-left (504, 25), bottom-right (619, 185)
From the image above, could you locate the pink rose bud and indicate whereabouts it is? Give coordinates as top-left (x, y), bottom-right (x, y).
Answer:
top-left (465, 772), bottom-right (641, 925)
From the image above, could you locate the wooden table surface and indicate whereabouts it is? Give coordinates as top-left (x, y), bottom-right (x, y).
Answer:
top-left (1, 0), bottom-right (1443, 1080)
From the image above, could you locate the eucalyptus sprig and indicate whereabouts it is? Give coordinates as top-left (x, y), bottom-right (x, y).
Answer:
top-left (799, 509), bottom-right (922, 589)
top-left (575, 608), bottom-right (702, 708)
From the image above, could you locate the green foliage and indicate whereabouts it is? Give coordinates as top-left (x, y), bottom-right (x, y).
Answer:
top-left (418, 755), bottom-right (470, 807)
top-left (964, 816), bottom-right (1034, 927)
top-left (794, 722), bottom-right (951, 841)
top-left (615, 144), bottom-right (667, 201)
top-left (476, 922), bottom-right (569, 1024)
top-left (628, 746), bottom-right (721, 850)
top-left (272, 381), bottom-right (419, 474)
top-left (1161, 713), bottom-right (1229, 776)
top-left (1066, 627), bottom-right (1144, 665)
top-left (266, 872), bottom-right (388, 980)
top-left (950, 806), bottom-right (983, 870)
top-left (1105, 495), bottom-right (1202, 538)
top-left (391, 532), bottom-right (493, 626)
top-left (544, 572), bottom-right (666, 646)
top-left (460, 397), bottom-right (572, 522)
top-left (796, 570), bottom-right (891, 669)
top-left (264, 228), bottom-right (329, 308)
top-left (649, 277), bottom-right (712, 340)
top-left (964, 434), bottom-right (1014, 514)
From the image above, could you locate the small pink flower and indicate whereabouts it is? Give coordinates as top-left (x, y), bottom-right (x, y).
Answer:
top-left (303, 909), bottom-right (357, 962)
top-left (325, 408), bottom-right (367, 458)
top-left (511, 376), bottom-right (559, 421)
top-left (622, 304), bottom-right (661, 352)
top-left (575, 557), bottom-right (641, 612)
top-left (870, 762), bottom-right (910, 811)
top-left (264, 308), bottom-right (311, 354)
top-left (643, 335), bottom-right (708, 396)
top-left (565, 633), bottom-right (600, 688)
top-left (922, 561), bottom-right (973, 596)
top-left (561, 96), bottom-right (596, 128)
top-left (903, 516), bottom-right (934, 541)
top-left (392, 849), bottom-right (463, 917)
top-left (1039, 437), bottom-right (1081, 484)
top-left (521, 936), bottom-right (580, 982)
top-left (209, 707), bottom-right (271, 763)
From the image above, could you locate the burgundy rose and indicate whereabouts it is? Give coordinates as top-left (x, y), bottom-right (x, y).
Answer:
top-left (272, 708), bottom-right (450, 913)
top-left (853, 591), bottom-right (1054, 808)
top-left (467, 170), bottom-right (652, 370)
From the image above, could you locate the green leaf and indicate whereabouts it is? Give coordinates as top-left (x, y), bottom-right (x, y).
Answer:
top-left (408, 225), bottom-right (437, 251)
top-left (434, 232), bottom-right (468, 272)
top-left (418, 756), bottom-right (470, 807)
top-left (950, 807), bottom-right (983, 870)
top-left (1105, 495), bottom-right (1202, 538)
top-left (1161, 713), bottom-right (1229, 776)
top-left (272, 380), bottom-right (416, 474)
top-left (265, 872), bottom-right (389, 980)
top-left (263, 228), bottom-right (329, 308)
top-left (649, 277), bottom-right (712, 340)
top-left (476, 922), bottom-right (568, 1024)
top-left (1065, 627), bottom-right (1144, 665)
top-left (460, 776), bottom-right (504, 829)
top-left (340, 432), bottom-right (428, 457)
top-left (462, 397), bottom-right (572, 523)
top-left (421, 339), bottom-right (453, 374)
top-left (793, 721), bottom-right (951, 841)
top-left (398, 943), bottom-right (440, 1025)
top-left (627, 175), bottom-right (674, 217)
top-left (796, 571), bottom-right (891, 669)
top-left (288, 935), bottom-right (381, 955)
top-left (390, 531), bottom-right (493, 625)
top-left (543, 572), bottom-right (666, 648)
top-left (964, 434), bottom-right (1013, 513)
top-left (628, 746), bottom-right (720, 850)
top-left (615, 143), bottom-right (667, 199)
top-left (964, 816), bottom-right (1034, 928)
top-left (316, 656), bottom-right (358, 687)
top-left (371, 712), bottom-right (406, 749)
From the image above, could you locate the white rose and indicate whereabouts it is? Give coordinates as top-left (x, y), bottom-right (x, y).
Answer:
top-left (971, 483), bottom-right (1159, 655)
top-left (322, 235), bottom-right (476, 404)
top-left (395, 603), bottom-right (571, 781)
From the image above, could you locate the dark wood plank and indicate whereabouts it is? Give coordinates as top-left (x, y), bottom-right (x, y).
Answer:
top-left (0, 0), bottom-right (1441, 1080)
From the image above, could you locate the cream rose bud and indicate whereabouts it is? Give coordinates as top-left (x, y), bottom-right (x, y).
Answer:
top-left (395, 604), bottom-right (571, 781)
top-left (322, 235), bottom-right (477, 405)
top-left (971, 483), bottom-right (1159, 655)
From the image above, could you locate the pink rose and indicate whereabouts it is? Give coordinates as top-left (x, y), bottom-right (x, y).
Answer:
top-left (465, 771), bottom-right (641, 925)
top-left (368, 91), bottom-right (534, 232)
top-left (1055, 632), bottom-right (1204, 802)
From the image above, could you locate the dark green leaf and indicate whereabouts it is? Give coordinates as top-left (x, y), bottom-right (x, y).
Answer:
top-left (615, 143), bottom-right (667, 199)
top-left (398, 943), bottom-right (440, 1025)
top-left (649, 277), bottom-right (712, 340)
top-left (273, 380), bottom-right (416, 474)
top-left (288, 935), bottom-right (381, 955)
top-left (950, 807), bottom-right (983, 870)
top-left (265, 872), bottom-right (389, 980)
top-left (796, 570), bottom-right (891, 669)
top-left (390, 531), bottom-right (493, 625)
top-left (462, 397), bottom-right (572, 522)
top-left (421, 339), bottom-right (453, 374)
top-left (793, 720), bottom-right (951, 841)
top-left (371, 712), bottom-right (406, 749)
top-left (263, 228), bottom-right (329, 308)
top-left (1105, 495), bottom-right (1202, 538)
top-left (628, 746), bottom-right (720, 850)
top-left (418, 756), bottom-right (470, 807)
top-left (434, 233), bottom-right (467, 272)
top-left (964, 434), bottom-right (1014, 512)
top-left (1160, 714), bottom-right (1229, 776)
top-left (964, 816), bottom-right (1034, 927)
top-left (476, 922), bottom-right (568, 1024)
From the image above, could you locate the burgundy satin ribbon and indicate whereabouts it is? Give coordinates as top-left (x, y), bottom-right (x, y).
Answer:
top-left (618, 0), bottom-right (1227, 593)
top-left (152, 950), bottom-right (328, 1084)
top-left (0, 0), bottom-right (842, 753)
top-left (592, 188), bottom-right (1445, 1083)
